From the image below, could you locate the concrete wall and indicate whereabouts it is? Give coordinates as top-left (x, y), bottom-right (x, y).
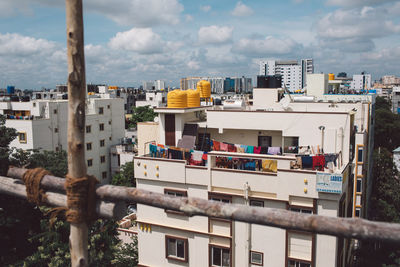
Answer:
top-left (137, 122), bottom-right (159, 155)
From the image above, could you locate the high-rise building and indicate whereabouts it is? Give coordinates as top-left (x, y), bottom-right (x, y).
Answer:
top-left (155, 80), bottom-right (166, 90)
top-left (259, 59), bottom-right (314, 91)
top-left (350, 73), bottom-right (372, 90)
top-left (181, 77), bottom-right (252, 94)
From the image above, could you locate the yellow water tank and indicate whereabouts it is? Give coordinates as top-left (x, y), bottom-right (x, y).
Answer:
top-left (329, 73), bottom-right (335, 80)
top-left (187, 89), bottom-right (200, 107)
top-left (167, 89), bottom-right (187, 108)
top-left (197, 80), bottom-right (211, 98)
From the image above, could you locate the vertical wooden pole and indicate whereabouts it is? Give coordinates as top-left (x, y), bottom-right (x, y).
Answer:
top-left (65, 0), bottom-right (88, 266)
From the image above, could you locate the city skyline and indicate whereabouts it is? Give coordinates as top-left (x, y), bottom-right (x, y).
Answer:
top-left (0, 0), bottom-right (400, 89)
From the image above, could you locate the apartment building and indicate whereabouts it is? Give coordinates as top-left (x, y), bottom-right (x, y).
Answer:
top-left (1, 96), bottom-right (124, 183)
top-left (134, 79), bottom-right (374, 267)
top-left (259, 59), bottom-right (314, 91)
top-left (350, 73), bottom-right (372, 90)
top-left (392, 87), bottom-right (400, 114)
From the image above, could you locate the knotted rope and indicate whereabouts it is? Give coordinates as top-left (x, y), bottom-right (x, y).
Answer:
top-left (22, 168), bottom-right (50, 205)
top-left (65, 174), bottom-right (99, 223)
top-left (22, 167), bottom-right (99, 224)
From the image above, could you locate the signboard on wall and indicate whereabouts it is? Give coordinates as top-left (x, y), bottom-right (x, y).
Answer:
top-left (316, 172), bottom-right (343, 194)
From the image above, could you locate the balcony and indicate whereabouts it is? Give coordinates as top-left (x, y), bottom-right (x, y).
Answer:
top-left (134, 151), bottom-right (348, 201)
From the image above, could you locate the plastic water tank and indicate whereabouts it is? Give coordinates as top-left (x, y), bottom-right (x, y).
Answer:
top-left (329, 73), bottom-right (335, 80)
top-left (197, 80), bottom-right (211, 98)
top-left (7, 86), bottom-right (15, 95)
top-left (186, 89), bottom-right (200, 107)
top-left (167, 89), bottom-right (187, 108)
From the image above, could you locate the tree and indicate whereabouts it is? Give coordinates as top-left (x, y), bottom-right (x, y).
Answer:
top-left (111, 162), bottom-right (135, 187)
top-left (21, 212), bottom-right (121, 267)
top-left (355, 148), bottom-right (400, 267)
top-left (128, 105), bottom-right (157, 128)
top-left (112, 235), bottom-right (138, 267)
top-left (9, 149), bottom-right (68, 177)
top-left (0, 114), bottom-right (17, 175)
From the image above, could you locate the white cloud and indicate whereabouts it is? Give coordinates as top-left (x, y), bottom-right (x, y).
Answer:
top-left (0, 33), bottom-right (56, 56)
top-left (315, 5), bottom-right (400, 52)
top-left (109, 28), bottom-right (165, 54)
top-left (185, 14), bottom-right (194, 22)
top-left (198, 25), bottom-right (233, 45)
top-left (232, 36), bottom-right (300, 57)
top-left (231, 1), bottom-right (253, 17)
top-left (3, 0), bottom-right (184, 27)
top-left (326, 0), bottom-right (396, 7)
top-left (200, 5), bottom-right (211, 12)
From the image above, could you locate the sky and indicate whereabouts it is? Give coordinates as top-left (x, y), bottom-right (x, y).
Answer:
top-left (0, 0), bottom-right (400, 89)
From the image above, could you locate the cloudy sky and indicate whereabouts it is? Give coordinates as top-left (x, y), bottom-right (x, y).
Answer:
top-left (0, 0), bottom-right (399, 89)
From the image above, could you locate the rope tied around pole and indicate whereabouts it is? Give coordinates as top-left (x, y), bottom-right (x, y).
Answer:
top-left (65, 174), bottom-right (99, 224)
top-left (22, 168), bottom-right (50, 205)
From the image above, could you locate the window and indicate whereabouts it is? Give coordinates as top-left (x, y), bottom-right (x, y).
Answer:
top-left (289, 207), bottom-right (313, 214)
top-left (108, 120), bottom-right (111, 125)
top-left (284, 137), bottom-right (299, 153)
top-left (250, 200), bottom-right (264, 207)
top-left (102, 171), bottom-right (107, 179)
top-left (54, 128), bottom-right (58, 133)
top-left (100, 155), bottom-right (106, 163)
top-left (356, 179), bottom-right (362, 193)
top-left (99, 123), bottom-right (104, 131)
top-left (18, 132), bottom-right (27, 143)
top-left (86, 125), bottom-right (91, 133)
top-left (355, 208), bottom-right (361, 217)
top-left (86, 143), bottom-right (92, 151)
top-left (87, 159), bottom-right (93, 167)
top-left (288, 259), bottom-right (311, 267)
top-left (165, 189), bottom-right (187, 214)
top-left (210, 245), bottom-right (230, 267)
top-left (99, 107), bottom-right (104, 114)
top-left (209, 193), bottom-right (231, 204)
top-left (109, 136), bottom-right (112, 141)
top-left (250, 251), bottom-right (263, 266)
top-left (357, 147), bottom-right (363, 163)
top-left (100, 139), bottom-right (105, 147)
top-left (165, 236), bottom-right (188, 262)
top-left (107, 104), bottom-right (110, 109)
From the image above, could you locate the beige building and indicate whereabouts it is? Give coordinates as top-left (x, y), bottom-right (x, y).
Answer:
top-left (134, 80), bottom-right (374, 267)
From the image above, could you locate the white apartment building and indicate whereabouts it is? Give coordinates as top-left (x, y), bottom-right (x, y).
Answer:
top-left (135, 91), bottom-right (168, 108)
top-left (143, 80), bottom-right (166, 91)
top-left (1, 97), bottom-right (125, 183)
top-left (350, 73), bottom-right (372, 90)
top-left (134, 80), bottom-right (374, 267)
top-left (259, 59), bottom-right (314, 91)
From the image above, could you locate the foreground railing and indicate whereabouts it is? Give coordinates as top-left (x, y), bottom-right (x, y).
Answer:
top-left (1, 167), bottom-right (400, 243)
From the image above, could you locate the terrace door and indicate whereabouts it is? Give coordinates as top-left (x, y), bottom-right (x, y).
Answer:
top-left (258, 136), bottom-right (272, 147)
top-left (165, 114), bottom-right (176, 146)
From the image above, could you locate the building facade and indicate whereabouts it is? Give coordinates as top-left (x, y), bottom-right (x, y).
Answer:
top-left (259, 59), bottom-right (314, 91)
top-left (134, 80), bottom-right (374, 266)
top-left (350, 73), bottom-right (372, 90)
top-left (1, 97), bottom-right (125, 183)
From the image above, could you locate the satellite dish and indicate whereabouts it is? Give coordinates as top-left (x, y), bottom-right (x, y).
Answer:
top-left (280, 95), bottom-right (290, 110)
top-left (154, 117), bottom-right (159, 123)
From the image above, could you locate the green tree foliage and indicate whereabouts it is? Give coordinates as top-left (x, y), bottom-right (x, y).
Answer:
top-left (355, 97), bottom-right (400, 266)
top-left (112, 235), bottom-right (138, 267)
top-left (374, 97), bottom-right (400, 150)
top-left (128, 105), bottom-right (157, 128)
top-left (10, 149), bottom-right (68, 177)
top-left (111, 162), bottom-right (135, 187)
top-left (21, 213), bottom-right (121, 267)
top-left (0, 114), bottom-right (17, 175)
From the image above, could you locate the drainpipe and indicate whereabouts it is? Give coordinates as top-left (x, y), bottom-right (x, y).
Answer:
top-left (244, 182), bottom-right (251, 267)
